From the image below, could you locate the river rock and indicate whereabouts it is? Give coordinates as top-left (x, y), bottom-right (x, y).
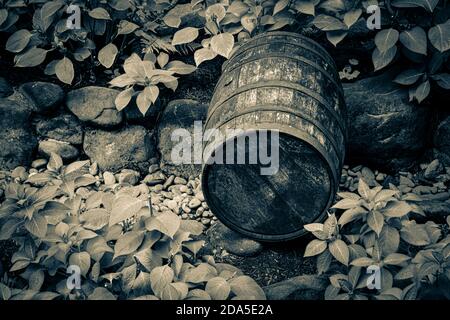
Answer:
top-left (66, 86), bottom-right (123, 127)
top-left (0, 77), bottom-right (12, 98)
top-left (35, 113), bottom-right (83, 145)
top-left (0, 98), bottom-right (38, 169)
top-left (19, 82), bottom-right (64, 114)
top-left (157, 99), bottom-right (208, 178)
top-left (207, 221), bottom-right (263, 257)
top-left (38, 140), bottom-right (79, 160)
top-left (83, 125), bottom-right (156, 172)
top-left (434, 116), bottom-right (450, 166)
top-left (344, 72), bottom-right (431, 172)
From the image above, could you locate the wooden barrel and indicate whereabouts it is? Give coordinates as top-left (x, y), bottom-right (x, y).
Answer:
top-left (201, 31), bottom-right (347, 242)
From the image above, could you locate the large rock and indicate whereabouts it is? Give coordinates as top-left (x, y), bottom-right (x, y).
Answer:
top-left (434, 116), bottom-right (450, 166)
top-left (124, 98), bottom-right (164, 128)
top-left (35, 113), bottom-right (83, 145)
top-left (66, 87), bottom-right (123, 127)
top-left (18, 82), bottom-right (64, 114)
top-left (0, 98), bottom-right (38, 169)
top-left (83, 125), bottom-right (156, 172)
top-left (207, 221), bottom-right (263, 257)
top-left (0, 77), bottom-right (13, 98)
top-left (344, 73), bottom-right (432, 172)
top-left (158, 99), bottom-right (208, 178)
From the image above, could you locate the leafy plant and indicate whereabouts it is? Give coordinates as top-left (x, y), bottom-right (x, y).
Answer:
top-left (3, 0), bottom-right (141, 84)
top-left (0, 153), bottom-right (264, 300)
top-left (304, 178), bottom-right (450, 300)
top-left (109, 52), bottom-right (196, 115)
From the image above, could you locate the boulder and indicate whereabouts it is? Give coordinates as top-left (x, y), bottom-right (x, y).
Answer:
top-left (124, 98), bottom-right (164, 128)
top-left (344, 72), bottom-right (432, 172)
top-left (35, 113), bottom-right (83, 145)
top-left (18, 82), bottom-right (64, 114)
top-left (434, 116), bottom-right (450, 166)
top-left (66, 86), bottom-right (123, 127)
top-left (38, 140), bottom-right (79, 160)
top-left (0, 98), bottom-right (38, 169)
top-left (0, 77), bottom-right (12, 98)
top-left (83, 125), bottom-right (156, 173)
top-left (263, 275), bottom-right (327, 300)
top-left (157, 99), bottom-right (208, 178)
top-left (207, 221), bottom-right (263, 257)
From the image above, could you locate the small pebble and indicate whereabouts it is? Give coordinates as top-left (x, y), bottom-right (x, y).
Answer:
top-left (424, 159), bottom-right (442, 180)
top-left (201, 218), bottom-right (211, 225)
top-left (166, 200), bottom-right (178, 210)
top-left (163, 175), bottom-right (175, 189)
top-left (103, 171), bottom-right (116, 185)
top-left (174, 177), bottom-right (187, 185)
top-left (89, 162), bottom-right (98, 176)
top-left (31, 159), bottom-right (48, 169)
top-left (148, 164), bottom-right (159, 174)
top-left (188, 198), bottom-right (202, 209)
top-left (399, 176), bottom-right (415, 188)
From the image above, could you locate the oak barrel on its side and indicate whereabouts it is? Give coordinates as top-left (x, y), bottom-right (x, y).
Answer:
top-left (201, 32), bottom-right (347, 242)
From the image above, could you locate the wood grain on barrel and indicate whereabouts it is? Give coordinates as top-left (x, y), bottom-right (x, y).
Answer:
top-left (202, 32), bottom-right (347, 241)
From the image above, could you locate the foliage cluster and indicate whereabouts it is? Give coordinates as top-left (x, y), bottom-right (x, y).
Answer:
top-left (303, 178), bottom-right (450, 300)
top-left (0, 153), bottom-right (265, 300)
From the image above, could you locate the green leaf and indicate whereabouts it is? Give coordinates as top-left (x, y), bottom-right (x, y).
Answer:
top-left (338, 207), bottom-right (367, 226)
top-left (399, 27), bottom-right (427, 55)
top-left (432, 73), bottom-right (450, 89)
top-left (0, 219), bottom-right (22, 240)
top-left (400, 221), bottom-right (431, 246)
top-left (206, 3), bottom-right (226, 23)
top-left (0, 283), bottom-right (11, 300)
top-left (391, 0), bottom-right (439, 12)
top-left (357, 178), bottom-right (371, 200)
top-left (68, 252), bottom-right (91, 277)
top-left (273, 0), bottom-right (290, 15)
top-left (172, 27), bottom-right (199, 46)
top-left (294, 0), bottom-right (316, 16)
top-left (25, 214), bottom-right (47, 238)
top-left (194, 48), bottom-right (217, 66)
top-left (81, 209), bottom-right (109, 231)
top-left (150, 265), bottom-right (174, 297)
top-left (375, 28), bottom-right (399, 52)
top-left (0, 9), bottom-right (8, 26)
top-left (205, 277), bottom-right (231, 300)
top-left (428, 20), bottom-right (450, 53)
top-left (313, 14), bottom-right (347, 31)
top-left (115, 87), bottom-right (134, 111)
top-left (332, 198), bottom-right (360, 210)
top-left (229, 276), bottom-right (266, 300)
top-left (98, 43), bottom-right (118, 68)
top-left (304, 239), bottom-right (327, 257)
top-left (379, 225), bottom-right (400, 255)
top-left (211, 33), bottom-right (235, 59)
top-left (29, 269), bottom-right (45, 291)
top-left (317, 250), bottom-right (332, 274)
top-left (166, 61), bottom-right (197, 75)
top-left (343, 9), bottom-right (362, 28)
top-left (381, 200), bottom-right (411, 218)
top-left (367, 210), bottom-right (384, 236)
top-left (329, 239), bottom-right (349, 266)
top-left (88, 287), bottom-right (116, 300)
top-left (109, 195), bottom-right (143, 226)
top-left (89, 8), bottom-right (111, 20)
top-left (409, 80), bottom-right (430, 103)
top-left (117, 20), bottom-right (139, 35)
top-left (183, 263), bottom-right (218, 284)
top-left (6, 29), bottom-right (32, 53)
top-left (393, 69), bottom-right (424, 85)
top-left (15, 47), bottom-right (47, 67)
top-left (163, 14), bottom-right (182, 28)
top-left (113, 231), bottom-right (144, 260)
top-left (55, 57), bottom-right (74, 84)
top-left (145, 212), bottom-right (181, 238)
top-left (351, 257), bottom-right (375, 267)
top-left (372, 46), bottom-right (397, 71)
top-left (383, 253), bottom-right (411, 266)
top-left (326, 30), bottom-right (348, 47)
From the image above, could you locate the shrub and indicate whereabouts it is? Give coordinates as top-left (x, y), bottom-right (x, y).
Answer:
top-left (0, 153), bottom-right (265, 300)
top-left (304, 179), bottom-right (450, 300)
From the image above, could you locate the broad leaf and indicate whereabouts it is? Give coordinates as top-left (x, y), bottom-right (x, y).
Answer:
top-left (15, 47), bottom-right (47, 67)
top-left (172, 27), bottom-right (199, 46)
top-left (329, 239), bottom-right (349, 266)
top-left (313, 14), bottom-right (347, 31)
top-left (68, 252), bottom-right (91, 277)
top-left (399, 27), bottom-right (427, 55)
top-left (109, 195), bottom-right (143, 226)
top-left (194, 48), bottom-right (217, 66)
top-left (6, 29), bottom-right (32, 53)
top-left (211, 33), bottom-right (235, 58)
top-left (375, 28), bottom-right (399, 52)
top-left (113, 231), bottom-right (144, 260)
top-left (205, 277), bottom-right (231, 300)
top-left (55, 57), bottom-right (74, 84)
top-left (428, 20), bottom-right (450, 53)
top-left (98, 43), bottom-right (118, 68)
top-left (304, 239), bottom-right (327, 257)
top-left (372, 46), bottom-right (397, 71)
